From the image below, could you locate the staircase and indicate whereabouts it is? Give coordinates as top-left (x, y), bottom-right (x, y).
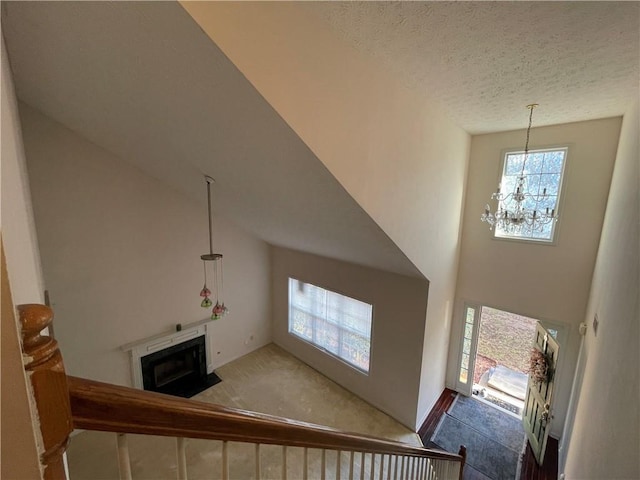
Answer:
top-left (19, 304), bottom-right (466, 480)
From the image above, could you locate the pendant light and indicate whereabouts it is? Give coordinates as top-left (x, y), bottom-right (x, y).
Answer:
top-left (199, 175), bottom-right (228, 319)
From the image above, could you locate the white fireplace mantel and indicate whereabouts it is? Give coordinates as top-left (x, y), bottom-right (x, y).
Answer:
top-left (121, 318), bottom-right (215, 389)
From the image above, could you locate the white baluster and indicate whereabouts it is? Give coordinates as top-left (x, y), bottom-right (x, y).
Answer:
top-left (176, 437), bottom-right (187, 480)
top-left (453, 461), bottom-right (461, 479)
top-left (116, 433), bottom-right (132, 480)
top-left (303, 447), bottom-right (309, 480)
top-left (282, 445), bottom-right (288, 480)
top-left (389, 455), bottom-right (394, 480)
top-left (349, 450), bottom-right (355, 480)
top-left (434, 460), bottom-right (441, 480)
top-left (370, 453), bottom-right (376, 480)
top-left (321, 449), bottom-right (327, 480)
top-left (255, 443), bottom-right (261, 480)
top-left (393, 455), bottom-right (399, 480)
top-left (222, 441), bottom-right (229, 480)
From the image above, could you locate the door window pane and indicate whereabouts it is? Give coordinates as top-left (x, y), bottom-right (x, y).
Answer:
top-left (458, 306), bottom-right (477, 387)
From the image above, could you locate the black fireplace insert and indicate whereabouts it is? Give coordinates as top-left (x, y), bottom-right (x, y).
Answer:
top-left (140, 335), bottom-right (221, 398)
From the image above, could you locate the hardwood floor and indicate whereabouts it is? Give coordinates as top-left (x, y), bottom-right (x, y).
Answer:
top-left (519, 436), bottom-right (558, 480)
top-left (418, 388), bottom-right (457, 446)
top-left (418, 390), bottom-right (558, 480)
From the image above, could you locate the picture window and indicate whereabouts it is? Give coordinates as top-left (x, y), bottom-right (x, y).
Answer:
top-left (288, 278), bottom-right (372, 373)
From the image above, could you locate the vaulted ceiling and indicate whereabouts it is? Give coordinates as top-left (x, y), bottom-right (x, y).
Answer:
top-left (2, 1), bottom-right (637, 276)
top-left (303, 1), bottom-right (639, 134)
top-left (2, 1), bottom-right (422, 277)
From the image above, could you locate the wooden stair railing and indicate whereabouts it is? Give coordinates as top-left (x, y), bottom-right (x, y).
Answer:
top-left (19, 304), bottom-right (466, 480)
top-left (19, 304), bottom-right (73, 480)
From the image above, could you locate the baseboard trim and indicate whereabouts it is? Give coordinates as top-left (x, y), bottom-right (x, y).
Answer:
top-left (417, 388), bottom-right (457, 439)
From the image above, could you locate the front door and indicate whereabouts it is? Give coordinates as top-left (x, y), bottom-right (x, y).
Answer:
top-left (523, 322), bottom-right (559, 465)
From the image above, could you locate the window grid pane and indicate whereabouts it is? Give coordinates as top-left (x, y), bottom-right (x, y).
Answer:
top-left (288, 278), bottom-right (372, 373)
top-left (459, 306), bottom-right (476, 385)
top-left (496, 148), bottom-right (566, 242)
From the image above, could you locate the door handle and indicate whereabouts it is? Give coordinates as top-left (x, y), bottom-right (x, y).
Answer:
top-left (540, 403), bottom-right (552, 426)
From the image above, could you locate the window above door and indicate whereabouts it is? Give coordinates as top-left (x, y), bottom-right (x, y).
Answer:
top-left (494, 147), bottom-right (568, 243)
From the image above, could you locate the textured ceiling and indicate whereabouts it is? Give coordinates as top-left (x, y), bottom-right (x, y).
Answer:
top-left (2, 1), bottom-right (422, 277)
top-left (303, 1), bottom-right (639, 133)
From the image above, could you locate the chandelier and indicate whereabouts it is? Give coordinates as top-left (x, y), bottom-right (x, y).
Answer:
top-left (199, 175), bottom-right (228, 319)
top-left (481, 104), bottom-right (559, 235)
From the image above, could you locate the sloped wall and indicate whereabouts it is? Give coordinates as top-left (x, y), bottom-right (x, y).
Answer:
top-left (20, 104), bottom-right (272, 386)
top-left (562, 105), bottom-right (639, 478)
top-left (181, 1), bottom-right (470, 428)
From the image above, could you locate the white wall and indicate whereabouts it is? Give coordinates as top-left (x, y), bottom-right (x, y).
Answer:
top-left (271, 246), bottom-right (429, 429)
top-left (562, 104), bottom-right (639, 478)
top-left (0, 34), bottom-right (44, 479)
top-left (450, 117), bottom-right (622, 438)
top-left (181, 2), bottom-right (470, 427)
top-left (1, 43), bottom-right (45, 306)
top-left (20, 103), bottom-right (272, 386)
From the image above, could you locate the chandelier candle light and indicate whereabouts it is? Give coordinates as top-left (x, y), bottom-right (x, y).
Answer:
top-left (199, 175), bottom-right (228, 320)
top-left (481, 104), bottom-right (559, 235)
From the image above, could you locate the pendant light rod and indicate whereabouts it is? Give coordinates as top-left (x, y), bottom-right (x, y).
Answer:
top-left (201, 175), bottom-right (222, 261)
top-left (206, 175), bottom-right (213, 255)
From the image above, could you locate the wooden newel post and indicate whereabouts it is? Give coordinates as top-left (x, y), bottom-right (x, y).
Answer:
top-left (19, 304), bottom-right (73, 480)
top-left (458, 445), bottom-right (467, 480)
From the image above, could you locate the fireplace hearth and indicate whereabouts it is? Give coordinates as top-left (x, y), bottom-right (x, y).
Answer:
top-left (140, 335), bottom-right (221, 398)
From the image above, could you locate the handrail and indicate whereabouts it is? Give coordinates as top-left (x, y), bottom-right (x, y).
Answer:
top-left (68, 375), bottom-right (461, 460)
top-left (19, 303), bottom-right (465, 480)
top-left (67, 377), bottom-right (461, 460)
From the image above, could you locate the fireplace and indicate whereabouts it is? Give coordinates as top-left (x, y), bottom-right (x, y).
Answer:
top-left (140, 334), bottom-right (221, 398)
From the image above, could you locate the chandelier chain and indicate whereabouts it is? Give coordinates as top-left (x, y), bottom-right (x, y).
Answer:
top-left (524, 105), bottom-right (534, 155)
top-left (522, 104), bottom-right (537, 171)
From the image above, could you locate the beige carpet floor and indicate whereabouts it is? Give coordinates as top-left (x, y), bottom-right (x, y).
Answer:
top-left (67, 343), bottom-right (421, 479)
